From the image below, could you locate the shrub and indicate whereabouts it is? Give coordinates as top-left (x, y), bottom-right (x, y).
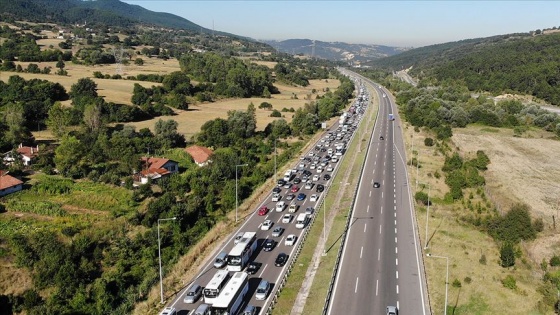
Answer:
top-left (479, 254), bottom-right (487, 265)
top-left (270, 109), bottom-right (281, 117)
top-left (424, 137), bottom-right (434, 146)
top-left (500, 242), bottom-right (515, 268)
top-left (501, 275), bottom-right (517, 290)
top-left (464, 276), bottom-right (472, 284)
top-left (550, 255), bottom-right (560, 267)
top-left (415, 191), bottom-right (429, 205)
top-left (452, 279), bottom-right (462, 288)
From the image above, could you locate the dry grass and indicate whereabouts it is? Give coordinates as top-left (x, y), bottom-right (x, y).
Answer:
top-left (405, 124), bottom-right (560, 314)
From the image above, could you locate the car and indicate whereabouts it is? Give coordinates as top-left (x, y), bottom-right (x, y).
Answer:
top-left (282, 213), bottom-right (293, 223)
top-left (298, 163), bottom-right (306, 169)
top-left (316, 166), bottom-right (323, 173)
top-left (285, 234), bottom-right (297, 246)
top-left (304, 182), bottom-right (314, 190)
top-left (285, 193), bottom-right (295, 201)
top-left (283, 182), bottom-right (292, 189)
top-left (386, 306), bottom-right (398, 315)
top-left (312, 175), bottom-right (320, 182)
top-left (246, 261), bottom-right (261, 275)
top-left (272, 193), bottom-right (281, 202)
top-left (373, 182), bottom-right (380, 188)
top-left (258, 206), bottom-right (269, 216)
top-left (331, 157), bottom-right (339, 163)
top-left (159, 307), bottom-right (176, 315)
top-left (297, 193), bottom-right (306, 201)
top-left (316, 184), bottom-right (324, 192)
top-left (323, 174), bottom-right (331, 181)
top-left (213, 252), bottom-right (227, 268)
top-left (261, 220), bottom-right (273, 230)
top-left (380, 136), bottom-right (384, 140)
top-left (288, 204), bottom-right (299, 213)
top-left (305, 207), bottom-right (315, 217)
top-left (326, 166), bottom-right (334, 172)
top-left (272, 226), bottom-right (284, 237)
top-left (310, 163), bottom-right (316, 170)
top-left (263, 238), bottom-right (276, 251)
top-left (277, 179), bottom-right (285, 187)
top-left (183, 284), bottom-right (202, 304)
top-left (310, 194), bottom-right (318, 202)
top-left (234, 232), bottom-right (245, 244)
top-left (291, 185), bottom-right (299, 193)
top-left (255, 279), bottom-right (270, 300)
top-left (293, 177), bottom-right (301, 184)
top-left (275, 253), bottom-right (288, 267)
top-left (242, 305), bottom-right (257, 315)
top-left (272, 186), bottom-right (282, 194)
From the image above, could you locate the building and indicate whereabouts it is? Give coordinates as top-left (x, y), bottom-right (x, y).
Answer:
top-left (3, 144), bottom-right (40, 166)
top-left (0, 171), bottom-right (23, 197)
top-left (136, 157), bottom-right (179, 184)
top-left (185, 145), bottom-right (213, 167)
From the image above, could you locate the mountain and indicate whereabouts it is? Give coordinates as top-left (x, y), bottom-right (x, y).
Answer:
top-left (0, 0), bottom-right (221, 35)
top-left (262, 39), bottom-right (409, 62)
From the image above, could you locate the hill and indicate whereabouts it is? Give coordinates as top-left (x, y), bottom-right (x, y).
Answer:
top-left (0, 0), bottom-right (227, 36)
top-left (262, 38), bottom-right (409, 62)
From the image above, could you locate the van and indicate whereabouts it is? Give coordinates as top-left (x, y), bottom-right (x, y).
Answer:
top-left (283, 171), bottom-right (292, 182)
top-left (276, 201), bottom-right (286, 212)
top-left (190, 303), bottom-right (211, 315)
top-left (213, 251), bottom-right (227, 268)
top-left (255, 279), bottom-right (270, 300)
top-left (295, 213), bottom-right (307, 229)
top-left (183, 284), bottom-right (202, 304)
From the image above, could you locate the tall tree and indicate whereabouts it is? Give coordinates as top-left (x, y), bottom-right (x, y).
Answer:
top-left (46, 102), bottom-right (70, 138)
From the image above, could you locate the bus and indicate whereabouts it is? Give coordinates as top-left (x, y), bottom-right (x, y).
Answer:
top-left (203, 269), bottom-right (230, 304)
top-left (211, 272), bottom-right (249, 315)
top-left (227, 232), bottom-right (257, 272)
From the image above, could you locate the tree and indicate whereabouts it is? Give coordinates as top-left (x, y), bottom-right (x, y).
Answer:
top-left (500, 242), bottom-right (515, 268)
top-left (155, 119), bottom-right (184, 149)
top-left (70, 78), bottom-right (98, 99)
top-left (134, 58), bottom-right (144, 66)
top-left (83, 103), bottom-right (104, 133)
top-left (3, 102), bottom-right (31, 145)
top-left (46, 102), bottom-right (70, 138)
top-left (54, 135), bottom-right (85, 178)
top-left (259, 102), bottom-right (273, 110)
top-left (56, 59), bottom-right (65, 71)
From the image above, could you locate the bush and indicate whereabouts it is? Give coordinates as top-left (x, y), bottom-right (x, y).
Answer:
top-left (464, 276), bottom-right (472, 284)
top-left (424, 137), bottom-right (434, 146)
top-left (452, 279), bottom-right (462, 288)
top-left (550, 255), bottom-right (560, 267)
top-left (270, 109), bottom-right (281, 117)
top-left (415, 191), bottom-right (429, 205)
top-left (500, 242), bottom-right (515, 268)
top-left (501, 275), bottom-right (517, 290)
top-left (479, 254), bottom-right (487, 265)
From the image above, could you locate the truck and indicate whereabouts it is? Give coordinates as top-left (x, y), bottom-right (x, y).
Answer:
top-left (295, 213), bottom-right (307, 229)
top-left (388, 113), bottom-right (395, 121)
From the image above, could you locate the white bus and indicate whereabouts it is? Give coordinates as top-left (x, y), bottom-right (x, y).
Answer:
top-left (211, 272), bottom-right (249, 315)
top-left (227, 232), bottom-right (257, 271)
top-left (203, 269), bottom-right (230, 304)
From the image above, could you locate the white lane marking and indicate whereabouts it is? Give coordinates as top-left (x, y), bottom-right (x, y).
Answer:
top-left (376, 279), bottom-right (379, 296)
top-left (279, 236), bottom-right (285, 244)
top-left (396, 258), bottom-right (399, 266)
top-left (382, 192), bottom-right (384, 199)
top-left (367, 205), bottom-right (370, 213)
top-left (378, 248), bottom-right (381, 261)
top-left (379, 225), bottom-right (382, 234)
top-left (395, 220), bottom-right (397, 226)
top-left (395, 247), bottom-right (398, 254)
top-left (360, 246), bottom-right (364, 259)
top-left (397, 301), bottom-right (400, 310)
top-left (396, 284), bottom-right (399, 294)
top-left (258, 264), bottom-right (268, 278)
top-left (381, 206), bottom-right (383, 214)
top-left (396, 270), bottom-right (399, 279)
top-left (355, 277), bottom-right (359, 293)
top-left (369, 190), bottom-right (372, 197)
top-left (364, 223), bottom-right (367, 233)
top-left (395, 237), bottom-right (398, 243)
top-left (394, 212), bottom-right (396, 217)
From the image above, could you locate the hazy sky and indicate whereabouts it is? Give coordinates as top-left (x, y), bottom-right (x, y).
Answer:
top-left (121, 1), bottom-right (560, 47)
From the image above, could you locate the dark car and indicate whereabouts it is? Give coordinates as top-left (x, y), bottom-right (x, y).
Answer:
top-left (246, 262), bottom-right (262, 275)
top-left (263, 239), bottom-right (275, 252)
top-left (275, 253), bottom-right (288, 267)
top-left (277, 179), bottom-right (286, 187)
top-left (323, 174), bottom-right (331, 181)
top-left (316, 184), bottom-right (325, 193)
top-left (373, 182), bottom-right (380, 188)
top-left (297, 193), bottom-right (306, 201)
top-left (273, 186), bottom-right (282, 194)
top-left (380, 136), bottom-right (384, 140)
top-left (293, 177), bottom-right (301, 184)
top-left (285, 193), bottom-right (296, 201)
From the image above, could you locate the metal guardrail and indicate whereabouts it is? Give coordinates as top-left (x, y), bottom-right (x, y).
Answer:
top-left (263, 88), bottom-right (372, 315)
top-left (322, 82), bottom-right (380, 315)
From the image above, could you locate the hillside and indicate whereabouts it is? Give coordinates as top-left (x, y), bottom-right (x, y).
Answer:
top-left (0, 0), bottom-right (219, 35)
top-left (262, 38), bottom-right (409, 62)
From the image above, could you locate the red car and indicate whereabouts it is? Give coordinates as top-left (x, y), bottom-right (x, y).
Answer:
top-left (258, 206), bottom-right (269, 216)
top-left (291, 185), bottom-right (299, 193)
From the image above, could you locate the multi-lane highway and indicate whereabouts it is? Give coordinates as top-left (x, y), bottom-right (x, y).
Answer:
top-left (327, 73), bottom-right (429, 315)
top-left (161, 84), bottom-right (371, 315)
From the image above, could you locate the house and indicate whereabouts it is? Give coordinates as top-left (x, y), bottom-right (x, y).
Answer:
top-left (0, 171), bottom-right (23, 197)
top-left (137, 157), bottom-right (179, 184)
top-left (185, 145), bottom-right (213, 167)
top-left (3, 144), bottom-right (40, 166)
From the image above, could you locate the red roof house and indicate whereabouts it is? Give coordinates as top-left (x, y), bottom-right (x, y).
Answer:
top-left (137, 157), bottom-right (179, 184)
top-left (0, 171), bottom-right (23, 197)
top-left (185, 145), bottom-right (213, 167)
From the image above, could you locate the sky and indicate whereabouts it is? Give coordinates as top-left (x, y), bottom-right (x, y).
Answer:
top-left (121, 1), bottom-right (560, 47)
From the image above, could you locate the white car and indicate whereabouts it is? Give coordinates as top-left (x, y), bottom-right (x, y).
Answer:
top-left (310, 163), bottom-right (316, 170)
top-left (282, 214), bottom-right (293, 223)
top-left (326, 166), bottom-right (334, 172)
top-left (316, 166), bottom-right (323, 173)
top-left (288, 204), bottom-right (298, 213)
top-left (285, 234), bottom-right (297, 246)
top-left (310, 194), bottom-right (318, 202)
top-left (312, 175), bottom-right (320, 182)
top-left (272, 194), bottom-right (281, 202)
top-left (160, 307), bottom-right (177, 315)
top-left (261, 220), bottom-right (273, 231)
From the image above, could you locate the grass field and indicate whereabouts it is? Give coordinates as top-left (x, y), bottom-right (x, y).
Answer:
top-left (407, 124), bottom-right (559, 314)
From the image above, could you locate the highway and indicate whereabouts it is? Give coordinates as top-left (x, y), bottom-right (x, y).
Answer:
top-left (162, 83), bottom-right (371, 315)
top-left (327, 73), bottom-right (429, 315)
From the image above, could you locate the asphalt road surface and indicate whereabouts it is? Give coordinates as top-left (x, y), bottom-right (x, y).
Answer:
top-left (327, 73), bottom-right (429, 315)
